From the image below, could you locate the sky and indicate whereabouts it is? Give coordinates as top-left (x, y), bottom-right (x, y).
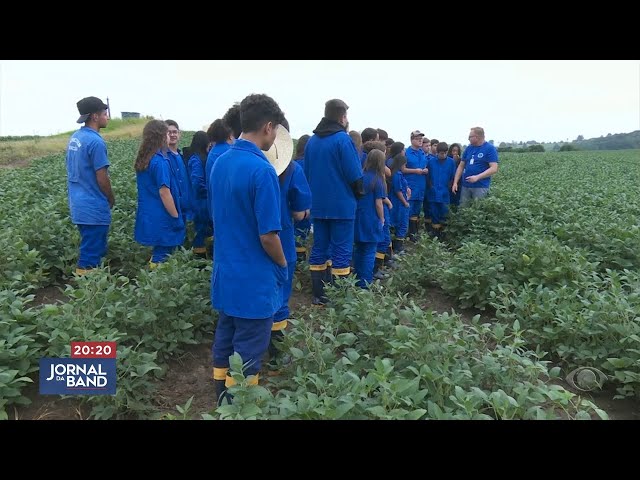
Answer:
top-left (0, 60), bottom-right (638, 145)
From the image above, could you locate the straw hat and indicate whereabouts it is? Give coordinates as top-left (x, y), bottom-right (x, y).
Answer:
top-left (263, 124), bottom-right (293, 175)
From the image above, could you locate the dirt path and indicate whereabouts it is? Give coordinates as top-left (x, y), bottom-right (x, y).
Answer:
top-left (12, 276), bottom-right (640, 420)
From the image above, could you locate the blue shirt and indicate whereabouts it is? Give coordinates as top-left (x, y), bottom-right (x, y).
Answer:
top-left (280, 162), bottom-right (312, 263)
top-left (360, 150), bottom-right (368, 168)
top-left (354, 171), bottom-right (385, 243)
top-left (210, 139), bottom-right (285, 319)
top-left (186, 154), bottom-right (208, 223)
top-left (206, 142), bottom-right (232, 220)
top-left (461, 142), bottom-right (499, 189)
top-left (292, 156), bottom-right (311, 233)
top-left (391, 171), bottom-right (409, 205)
top-left (167, 149), bottom-right (192, 218)
top-left (134, 151), bottom-right (185, 246)
top-left (426, 156), bottom-right (457, 203)
top-left (304, 131), bottom-right (362, 220)
top-left (404, 147), bottom-right (427, 201)
top-left (65, 127), bottom-right (111, 225)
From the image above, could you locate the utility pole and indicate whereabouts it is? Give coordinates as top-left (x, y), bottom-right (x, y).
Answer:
top-left (106, 96), bottom-right (111, 119)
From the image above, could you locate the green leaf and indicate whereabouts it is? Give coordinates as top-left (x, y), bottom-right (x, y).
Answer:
top-left (575, 411), bottom-right (592, 420)
top-left (406, 409), bottom-right (427, 420)
top-left (290, 347), bottom-right (304, 359)
top-left (334, 402), bottom-right (355, 419)
top-left (240, 404), bottom-right (262, 418)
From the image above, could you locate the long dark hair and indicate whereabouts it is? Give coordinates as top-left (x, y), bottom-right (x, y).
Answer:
top-left (188, 131), bottom-right (209, 167)
top-left (135, 120), bottom-right (168, 172)
top-left (391, 153), bottom-right (407, 176)
top-left (364, 149), bottom-right (387, 194)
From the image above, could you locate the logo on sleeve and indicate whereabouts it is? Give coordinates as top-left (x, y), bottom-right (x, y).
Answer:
top-left (68, 138), bottom-right (82, 151)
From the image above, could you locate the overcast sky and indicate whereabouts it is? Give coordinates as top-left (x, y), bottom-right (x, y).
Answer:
top-left (1, 60), bottom-right (638, 144)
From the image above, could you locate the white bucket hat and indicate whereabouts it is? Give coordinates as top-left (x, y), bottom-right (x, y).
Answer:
top-left (263, 124), bottom-right (294, 175)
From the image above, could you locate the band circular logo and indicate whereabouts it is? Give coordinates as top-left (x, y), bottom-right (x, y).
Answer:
top-left (565, 367), bottom-right (607, 391)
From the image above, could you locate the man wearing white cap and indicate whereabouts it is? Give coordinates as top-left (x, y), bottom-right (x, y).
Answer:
top-left (209, 93), bottom-right (287, 404)
top-left (65, 96), bottom-right (115, 275)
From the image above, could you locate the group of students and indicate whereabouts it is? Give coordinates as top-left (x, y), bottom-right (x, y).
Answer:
top-left (65, 94), bottom-right (498, 403)
top-left (337, 129), bottom-right (465, 285)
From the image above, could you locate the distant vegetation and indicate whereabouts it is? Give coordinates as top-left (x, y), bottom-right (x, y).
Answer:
top-left (498, 130), bottom-right (640, 153)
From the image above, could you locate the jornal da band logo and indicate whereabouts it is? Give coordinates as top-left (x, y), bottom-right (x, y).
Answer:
top-left (39, 342), bottom-right (117, 395)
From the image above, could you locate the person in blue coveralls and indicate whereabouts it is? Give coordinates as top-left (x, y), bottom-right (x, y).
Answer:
top-left (206, 118), bottom-right (234, 189)
top-left (266, 124), bottom-right (311, 373)
top-left (353, 149), bottom-right (387, 288)
top-left (209, 93), bottom-right (288, 405)
top-left (292, 134), bottom-right (312, 262)
top-left (421, 137), bottom-right (435, 233)
top-left (389, 153), bottom-right (410, 255)
top-left (452, 127), bottom-right (499, 207)
top-left (183, 131), bottom-right (211, 257)
top-left (448, 143), bottom-right (463, 208)
top-left (165, 120), bottom-right (191, 231)
top-left (361, 140), bottom-right (393, 280)
top-left (425, 142), bottom-right (456, 238)
top-left (205, 118), bottom-right (234, 243)
top-left (359, 128), bottom-right (379, 166)
top-left (403, 130), bottom-right (429, 241)
top-left (66, 96), bottom-right (115, 275)
top-left (304, 99), bottom-right (364, 305)
top-left (134, 120), bottom-right (186, 266)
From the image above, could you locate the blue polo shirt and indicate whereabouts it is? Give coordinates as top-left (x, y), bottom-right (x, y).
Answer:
top-left (65, 127), bottom-right (111, 225)
top-left (210, 139), bottom-right (285, 319)
top-left (280, 162), bottom-right (312, 263)
top-left (391, 171), bottom-right (409, 204)
top-left (354, 171), bottom-right (386, 243)
top-left (186, 154), bottom-right (208, 223)
top-left (426, 156), bottom-right (457, 203)
top-left (304, 131), bottom-right (362, 220)
top-left (206, 142), bottom-right (231, 187)
top-left (461, 142), bottom-right (499, 189)
top-left (404, 147), bottom-right (427, 201)
top-left (167, 149), bottom-right (192, 218)
top-left (134, 151), bottom-right (185, 247)
top-left (206, 142), bottom-right (232, 220)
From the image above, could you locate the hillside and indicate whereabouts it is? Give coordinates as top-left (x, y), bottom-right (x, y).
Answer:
top-left (0, 118), bottom-right (150, 167)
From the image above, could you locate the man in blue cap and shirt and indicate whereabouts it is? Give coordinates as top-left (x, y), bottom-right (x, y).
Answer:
top-left (66, 96), bottom-right (115, 275)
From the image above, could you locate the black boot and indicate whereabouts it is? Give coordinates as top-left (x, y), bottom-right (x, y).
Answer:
top-left (215, 379), bottom-right (232, 406)
top-left (311, 269), bottom-right (327, 305)
top-left (409, 219), bottom-right (418, 242)
top-left (268, 330), bottom-right (284, 358)
top-left (373, 256), bottom-right (385, 280)
top-left (392, 238), bottom-right (405, 255)
top-left (424, 218), bottom-right (433, 235)
top-left (432, 224), bottom-right (443, 240)
top-left (373, 256), bottom-right (383, 275)
top-left (385, 247), bottom-right (397, 269)
top-left (324, 263), bottom-right (333, 284)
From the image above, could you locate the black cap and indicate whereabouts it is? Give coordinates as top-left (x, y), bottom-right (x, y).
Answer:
top-left (76, 96), bottom-right (108, 123)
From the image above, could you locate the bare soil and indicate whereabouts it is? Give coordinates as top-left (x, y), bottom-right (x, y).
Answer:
top-left (11, 276), bottom-right (640, 420)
